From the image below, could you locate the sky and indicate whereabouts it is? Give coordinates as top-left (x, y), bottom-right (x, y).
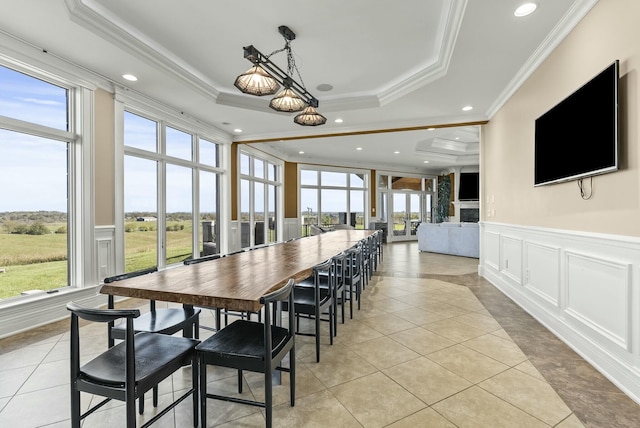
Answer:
top-left (0, 66), bottom-right (68, 212)
top-left (0, 64), bottom-right (365, 215)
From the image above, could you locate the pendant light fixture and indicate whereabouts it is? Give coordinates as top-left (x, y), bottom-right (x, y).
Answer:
top-left (233, 25), bottom-right (326, 126)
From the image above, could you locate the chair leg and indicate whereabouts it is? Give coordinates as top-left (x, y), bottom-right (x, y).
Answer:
top-left (126, 391), bottom-right (136, 427)
top-left (139, 393), bottom-right (145, 414)
top-left (200, 355), bottom-right (207, 428)
top-left (315, 311), bottom-right (321, 363)
top-left (192, 353), bottom-right (199, 428)
top-left (329, 306), bottom-right (334, 345)
top-left (153, 386), bottom-right (158, 407)
top-left (265, 365), bottom-right (273, 428)
top-left (215, 308), bottom-right (221, 331)
top-left (290, 346), bottom-right (296, 407)
top-left (70, 388), bottom-right (81, 428)
top-left (333, 297), bottom-right (338, 336)
top-left (238, 369), bottom-right (243, 393)
top-left (349, 285), bottom-right (353, 319)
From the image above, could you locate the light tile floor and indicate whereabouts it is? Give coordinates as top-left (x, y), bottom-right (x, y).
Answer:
top-left (1, 242), bottom-right (640, 427)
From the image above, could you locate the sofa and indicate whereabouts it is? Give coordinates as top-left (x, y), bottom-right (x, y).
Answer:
top-left (417, 222), bottom-right (479, 258)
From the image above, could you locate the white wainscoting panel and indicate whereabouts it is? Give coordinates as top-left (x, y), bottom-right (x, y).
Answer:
top-left (500, 235), bottom-right (523, 285)
top-left (524, 241), bottom-right (561, 308)
top-left (284, 218), bottom-right (300, 241)
top-left (564, 251), bottom-right (631, 351)
top-left (228, 221), bottom-right (240, 253)
top-left (95, 225), bottom-right (115, 281)
top-left (480, 222), bottom-right (640, 403)
top-left (483, 230), bottom-right (500, 270)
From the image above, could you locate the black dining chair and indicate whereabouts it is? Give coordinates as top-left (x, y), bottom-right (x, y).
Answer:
top-left (297, 251), bottom-right (346, 336)
top-left (214, 250), bottom-right (262, 326)
top-left (344, 246), bottom-right (364, 314)
top-left (68, 302), bottom-right (199, 428)
top-left (183, 255), bottom-right (223, 333)
top-left (284, 259), bottom-right (335, 362)
top-left (196, 278), bottom-right (296, 428)
top-left (105, 267), bottom-right (201, 414)
top-left (183, 253), bottom-right (221, 265)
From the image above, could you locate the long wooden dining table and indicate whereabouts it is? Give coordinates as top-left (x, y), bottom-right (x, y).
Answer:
top-left (100, 229), bottom-right (375, 312)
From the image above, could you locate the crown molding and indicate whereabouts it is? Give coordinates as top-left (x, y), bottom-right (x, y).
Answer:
top-left (64, 0), bottom-right (220, 100)
top-left (486, 0), bottom-right (600, 119)
top-left (378, 0), bottom-right (467, 106)
top-left (64, 0), bottom-right (469, 116)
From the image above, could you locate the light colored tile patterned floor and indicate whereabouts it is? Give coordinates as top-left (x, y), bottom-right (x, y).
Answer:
top-left (1, 241), bottom-right (638, 427)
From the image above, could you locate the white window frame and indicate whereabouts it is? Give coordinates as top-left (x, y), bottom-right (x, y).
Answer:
top-left (115, 89), bottom-right (231, 271)
top-left (298, 164), bottom-right (369, 231)
top-left (0, 35), bottom-right (99, 337)
top-left (238, 145), bottom-right (284, 248)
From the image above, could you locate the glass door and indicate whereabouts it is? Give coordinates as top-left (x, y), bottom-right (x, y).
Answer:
top-left (389, 192), bottom-right (422, 241)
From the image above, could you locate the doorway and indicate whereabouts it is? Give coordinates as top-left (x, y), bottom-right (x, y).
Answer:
top-left (388, 192), bottom-right (423, 242)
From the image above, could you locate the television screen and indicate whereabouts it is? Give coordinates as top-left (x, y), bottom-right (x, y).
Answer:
top-left (534, 60), bottom-right (619, 186)
top-left (458, 172), bottom-right (479, 201)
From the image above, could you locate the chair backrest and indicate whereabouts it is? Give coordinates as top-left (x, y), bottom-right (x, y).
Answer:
top-left (67, 302), bottom-right (140, 393)
top-left (345, 246), bottom-right (362, 281)
top-left (104, 267), bottom-right (158, 283)
top-left (183, 254), bottom-right (221, 265)
top-left (332, 252), bottom-right (347, 288)
top-left (309, 224), bottom-right (325, 235)
top-left (104, 267), bottom-right (160, 312)
top-left (260, 278), bottom-right (295, 358)
top-left (225, 249), bottom-right (245, 256)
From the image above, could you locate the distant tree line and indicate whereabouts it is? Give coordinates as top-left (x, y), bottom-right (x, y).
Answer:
top-left (0, 211), bottom-right (67, 223)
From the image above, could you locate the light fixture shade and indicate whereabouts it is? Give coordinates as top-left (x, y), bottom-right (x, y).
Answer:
top-left (269, 87), bottom-right (307, 112)
top-left (234, 65), bottom-right (280, 96)
top-left (294, 106), bottom-right (327, 126)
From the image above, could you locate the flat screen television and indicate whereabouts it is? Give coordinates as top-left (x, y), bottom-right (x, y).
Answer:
top-left (458, 172), bottom-right (479, 201)
top-left (534, 60), bottom-right (619, 186)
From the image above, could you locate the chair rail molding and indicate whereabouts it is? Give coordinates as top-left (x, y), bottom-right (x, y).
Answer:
top-left (479, 221), bottom-right (640, 404)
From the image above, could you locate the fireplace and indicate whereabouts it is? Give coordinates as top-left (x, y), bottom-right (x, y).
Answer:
top-left (460, 208), bottom-right (479, 223)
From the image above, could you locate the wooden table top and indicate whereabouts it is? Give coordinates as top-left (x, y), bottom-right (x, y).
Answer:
top-left (100, 229), bottom-right (375, 312)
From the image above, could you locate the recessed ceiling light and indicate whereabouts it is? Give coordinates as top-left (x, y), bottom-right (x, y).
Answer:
top-left (233, 128), bottom-right (242, 133)
top-left (462, 105), bottom-right (473, 111)
top-left (423, 160), bottom-right (429, 164)
top-left (394, 151), bottom-right (400, 154)
top-left (299, 151), bottom-right (305, 154)
top-left (334, 118), bottom-right (343, 123)
top-left (514, 2), bottom-right (537, 17)
top-left (427, 127), bottom-right (436, 131)
top-left (122, 74), bottom-right (138, 82)
top-left (356, 147), bottom-right (363, 151)
top-left (317, 83), bottom-right (333, 92)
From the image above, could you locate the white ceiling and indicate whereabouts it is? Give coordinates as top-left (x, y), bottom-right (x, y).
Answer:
top-left (0, 0), bottom-right (597, 172)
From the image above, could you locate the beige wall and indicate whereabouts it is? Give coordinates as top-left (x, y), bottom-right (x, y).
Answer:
top-left (483, 0), bottom-right (640, 236)
top-left (94, 88), bottom-right (115, 226)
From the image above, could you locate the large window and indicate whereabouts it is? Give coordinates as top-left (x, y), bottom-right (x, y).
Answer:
top-left (300, 167), bottom-right (368, 236)
top-left (239, 149), bottom-right (281, 248)
top-left (0, 64), bottom-right (78, 300)
top-left (123, 110), bottom-right (222, 271)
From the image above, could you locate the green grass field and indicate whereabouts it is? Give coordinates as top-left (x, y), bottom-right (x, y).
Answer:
top-left (0, 220), bottom-right (194, 300)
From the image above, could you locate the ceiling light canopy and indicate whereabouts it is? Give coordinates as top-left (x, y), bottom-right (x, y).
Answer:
top-left (234, 25), bottom-right (326, 126)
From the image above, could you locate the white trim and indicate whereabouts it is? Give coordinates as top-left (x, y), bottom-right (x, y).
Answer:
top-left (480, 221), bottom-right (640, 404)
top-left (0, 286), bottom-right (107, 339)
